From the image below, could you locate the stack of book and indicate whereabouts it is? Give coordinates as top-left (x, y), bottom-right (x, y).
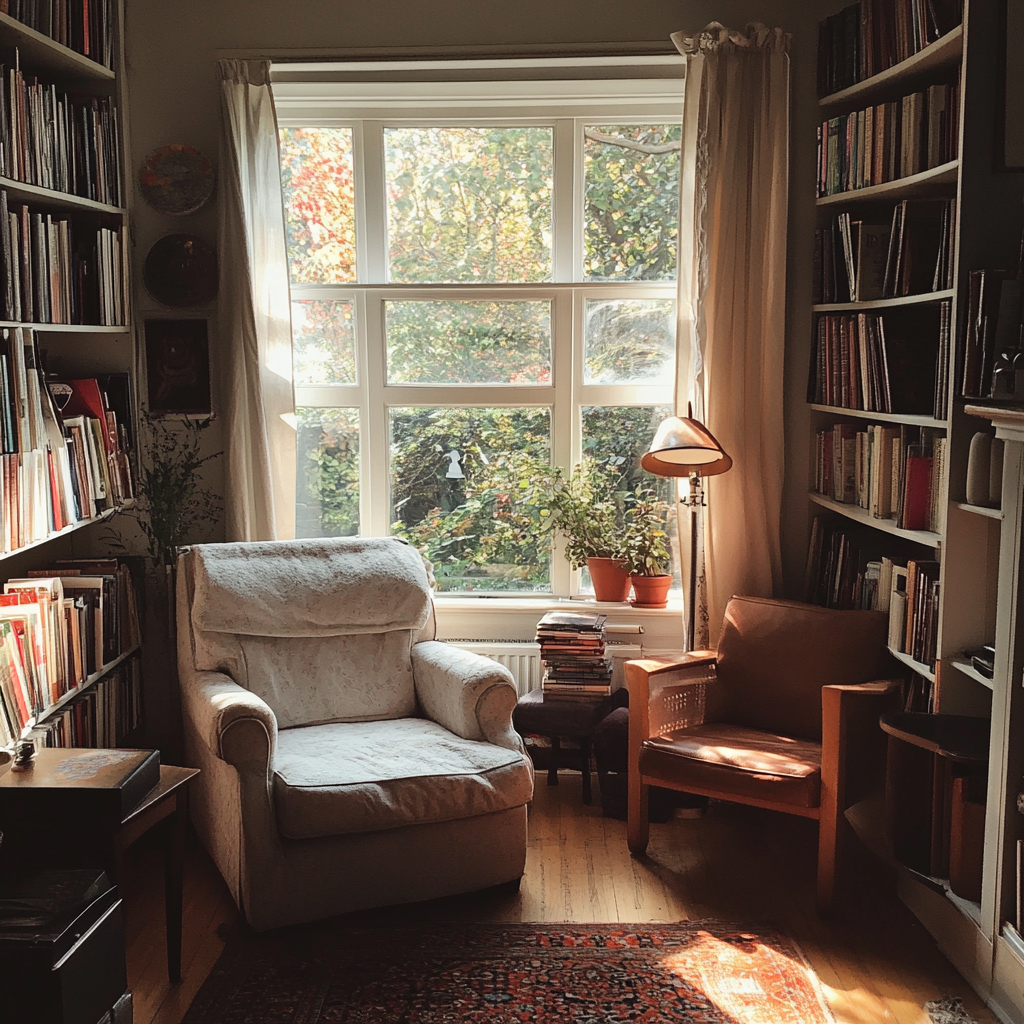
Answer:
top-left (816, 83), bottom-right (960, 198)
top-left (817, 0), bottom-right (963, 97)
top-left (536, 610), bottom-right (612, 702)
top-left (888, 558), bottom-right (940, 670)
top-left (0, 557), bottom-right (141, 749)
top-left (2, 0), bottom-right (116, 70)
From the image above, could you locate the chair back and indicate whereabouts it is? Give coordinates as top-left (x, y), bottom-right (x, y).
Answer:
top-left (180, 537), bottom-right (433, 728)
top-left (715, 596), bottom-right (890, 740)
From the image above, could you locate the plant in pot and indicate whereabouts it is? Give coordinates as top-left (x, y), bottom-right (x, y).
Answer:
top-left (622, 488), bottom-right (673, 608)
top-left (531, 459), bottom-right (632, 602)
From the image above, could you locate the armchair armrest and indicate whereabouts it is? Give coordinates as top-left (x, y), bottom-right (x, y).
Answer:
top-left (181, 669), bottom-right (278, 770)
top-left (412, 641), bottom-right (524, 754)
top-left (626, 650), bottom-right (718, 745)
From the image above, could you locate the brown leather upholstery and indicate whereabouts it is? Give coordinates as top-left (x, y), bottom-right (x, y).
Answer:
top-left (640, 723), bottom-right (822, 808)
top-left (715, 596), bottom-right (890, 741)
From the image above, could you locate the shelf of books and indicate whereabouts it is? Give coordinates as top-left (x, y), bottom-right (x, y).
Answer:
top-left (0, 10), bottom-right (116, 82)
top-left (810, 3), bottom-right (1024, 1017)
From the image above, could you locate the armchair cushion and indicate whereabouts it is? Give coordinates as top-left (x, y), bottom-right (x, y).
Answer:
top-left (640, 723), bottom-right (822, 809)
top-left (272, 719), bottom-right (534, 839)
top-left (190, 537), bottom-right (432, 637)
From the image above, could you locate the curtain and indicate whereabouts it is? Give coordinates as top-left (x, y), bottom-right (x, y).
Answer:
top-left (672, 23), bottom-right (791, 647)
top-left (218, 59), bottom-right (295, 541)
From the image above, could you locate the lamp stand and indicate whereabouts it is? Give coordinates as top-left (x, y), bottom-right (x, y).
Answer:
top-left (679, 472), bottom-right (705, 651)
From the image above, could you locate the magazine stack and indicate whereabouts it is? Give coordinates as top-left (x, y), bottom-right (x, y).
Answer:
top-left (535, 610), bottom-right (612, 702)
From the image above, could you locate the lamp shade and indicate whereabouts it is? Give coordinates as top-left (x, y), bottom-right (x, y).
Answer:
top-left (641, 414), bottom-right (733, 478)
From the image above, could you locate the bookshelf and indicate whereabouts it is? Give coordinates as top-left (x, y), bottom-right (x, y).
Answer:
top-left (0, 0), bottom-right (141, 759)
top-left (809, 2), bottom-right (1024, 1018)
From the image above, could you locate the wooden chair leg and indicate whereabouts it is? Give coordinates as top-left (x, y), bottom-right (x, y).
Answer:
top-left (580, 736), bottom-right (592, 805)
top-left (547, 737), bottom-right (560, 786)
top-left (816, 809), bottom-right (838, 914)
top-left (627, 778), bottom-right (650, 854)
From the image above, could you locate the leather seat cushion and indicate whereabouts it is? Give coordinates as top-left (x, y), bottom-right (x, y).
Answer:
top-left (273, 719), bottom-right (534, 839)
top-left (639, 723), bottom-right (823, 809)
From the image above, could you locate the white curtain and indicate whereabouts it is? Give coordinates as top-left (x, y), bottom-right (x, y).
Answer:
top-left (218, 59), bottom-right (295, 541)
top-left (672, 23), bottom-right (791, 647)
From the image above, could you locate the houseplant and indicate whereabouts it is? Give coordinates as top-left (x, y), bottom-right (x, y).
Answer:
top-left (622, 488), bottom-right (673, 608)
top-left (533, 459), bottom-right (632, 601)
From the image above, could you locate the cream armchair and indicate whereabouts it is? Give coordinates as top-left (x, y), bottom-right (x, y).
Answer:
top-left (176, 537), bottom-right (534, 931)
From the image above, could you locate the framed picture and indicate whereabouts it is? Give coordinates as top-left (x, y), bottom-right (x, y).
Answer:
top-left (145, 318), bottom-right (212, 416)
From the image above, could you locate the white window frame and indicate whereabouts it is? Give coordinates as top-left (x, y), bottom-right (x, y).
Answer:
top-left (276, 63), bottom-right (684, 599)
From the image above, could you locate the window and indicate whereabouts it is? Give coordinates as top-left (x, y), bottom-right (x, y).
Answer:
top-left (275, 63), bottom-right (684, 595)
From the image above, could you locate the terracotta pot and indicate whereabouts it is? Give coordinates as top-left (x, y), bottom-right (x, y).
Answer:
top-left (586, 556), bottom-right (632, 602)
top-left (630, 573), bottom-right (671, 609)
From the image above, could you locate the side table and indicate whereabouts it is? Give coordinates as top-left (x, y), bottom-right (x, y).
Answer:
top-left (0, 762), bottom-right (198, 984)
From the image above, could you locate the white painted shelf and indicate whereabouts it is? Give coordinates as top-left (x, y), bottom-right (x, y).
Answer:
top-left (813, 289), bottom-right (954, 313)
top-left (808, 491), bottom-right (942, 546)
top-left (808, 404), bottom-right (946, 428)
top-left (817, 160), bottom-right (959, 208)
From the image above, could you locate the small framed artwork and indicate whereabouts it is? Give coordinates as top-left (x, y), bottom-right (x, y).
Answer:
top-left (145, 318), bottom-right (212, 416)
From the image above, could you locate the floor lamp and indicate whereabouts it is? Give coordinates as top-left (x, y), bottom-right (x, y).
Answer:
top-left (641, 406), bottom-right (732, 651)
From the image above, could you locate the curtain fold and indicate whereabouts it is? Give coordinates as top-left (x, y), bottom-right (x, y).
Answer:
top-left (672, 23), bottom-right (791, 647)
top-left (218, 59), bottom-right (295, 541)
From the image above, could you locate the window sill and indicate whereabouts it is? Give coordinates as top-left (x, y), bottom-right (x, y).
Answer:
top-left (432, 594), bottom-right (685, 651)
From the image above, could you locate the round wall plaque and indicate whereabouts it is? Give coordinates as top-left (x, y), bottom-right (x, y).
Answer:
top-left (138, 144), bottom-right (216, 216)
top-left (144, 234), bottom-right (218, 307)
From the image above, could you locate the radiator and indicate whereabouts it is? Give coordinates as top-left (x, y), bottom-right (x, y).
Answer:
top-left (451, 640), bottom-right (643, 697)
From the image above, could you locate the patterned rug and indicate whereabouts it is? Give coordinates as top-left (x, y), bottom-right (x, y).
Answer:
top-left (181, 921), bottom-right (834, 1023)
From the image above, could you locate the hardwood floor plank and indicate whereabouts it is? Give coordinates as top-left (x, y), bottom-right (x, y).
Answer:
top-left (125, 771), bottom-right (1002, 1024)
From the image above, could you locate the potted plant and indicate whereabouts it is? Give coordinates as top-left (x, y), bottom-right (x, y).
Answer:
top-left (532, 459), bottom-right (632, 602)
top-left (622, 488), bottom-right (673, 608)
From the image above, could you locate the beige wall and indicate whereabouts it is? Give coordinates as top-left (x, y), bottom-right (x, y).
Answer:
top-left (125, 0), bottom-right (834, 747)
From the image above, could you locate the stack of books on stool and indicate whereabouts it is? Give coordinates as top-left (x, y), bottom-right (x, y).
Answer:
top-left (536, 610), bottom-right (612, 702)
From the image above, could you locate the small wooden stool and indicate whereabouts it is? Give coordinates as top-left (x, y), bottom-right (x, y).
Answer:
top-left (512, 689), bottom-right (611, 804)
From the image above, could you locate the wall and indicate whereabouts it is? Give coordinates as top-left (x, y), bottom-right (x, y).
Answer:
top-left (124, 0), bottom-right (834, 750)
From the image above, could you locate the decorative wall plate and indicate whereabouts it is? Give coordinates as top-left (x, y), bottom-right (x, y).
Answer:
top-left (138, 144), bottom-right (216, 215)
top-left (144, 234), bottom-right (218, 307)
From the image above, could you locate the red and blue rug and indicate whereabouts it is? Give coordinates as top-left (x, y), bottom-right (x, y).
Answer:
top-left (181, 921), bottom-right (834, 1023)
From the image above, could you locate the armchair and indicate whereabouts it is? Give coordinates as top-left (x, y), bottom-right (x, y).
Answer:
top-left (626, 595), bottom-right (901, 912)
top-left (176, 537), bottom-right (534, 931)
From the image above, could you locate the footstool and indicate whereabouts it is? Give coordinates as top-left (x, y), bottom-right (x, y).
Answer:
top-left (512, 689), bottom-right (612, 804)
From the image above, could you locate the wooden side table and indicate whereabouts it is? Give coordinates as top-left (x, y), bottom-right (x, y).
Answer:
top-left (0, 762), bottom-right (198, 984)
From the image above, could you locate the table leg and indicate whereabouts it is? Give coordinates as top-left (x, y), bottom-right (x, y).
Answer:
top-left (580, 736), bottom-right (592, 805)
top-left (548, 737), bottom-right (560, 786)
top-left (164, 788), bottom-right (187, 983)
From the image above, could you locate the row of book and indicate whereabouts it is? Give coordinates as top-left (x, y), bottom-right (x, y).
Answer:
top-left (815, 199), bottom-right (956, 304)
top-left (536, 609), bottom-right (612, 702)
top-left (0, 558), bottom-right (142, 748)
top-left (24, 658), bottom-right (142, 749)
top-left (808, 303), bottom-right (951, 419)
top-left (813, 423), bottom-right (946, 533)
top-left (0, 334), bottom-right (133, 551)
top-left (889, 558), bottom-right (940, 670)
top-left (0, 0), bottom-right (115, 70)
top-left (817, 0), bottom-right (963, 98)
top-left (0, 59), bottom-right (122, 206)
top-left (816, 83), bottom-right (960, 198)
top-left (960, 268), bottom-right (1023, 399)
top-left (0, 191), bottom-right (124, 325)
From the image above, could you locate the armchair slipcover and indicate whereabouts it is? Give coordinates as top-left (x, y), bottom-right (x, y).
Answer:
top-left (176, 537), bottom-right (534, 931)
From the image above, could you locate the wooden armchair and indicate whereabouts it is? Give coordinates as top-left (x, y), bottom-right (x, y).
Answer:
top-left (626, 595), bottom-right (902, 912)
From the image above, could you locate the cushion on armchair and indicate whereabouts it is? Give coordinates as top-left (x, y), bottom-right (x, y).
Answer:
top-left (187, 537), bottom-right (432, 727)
top-left (273, 719), bottom-right (534, 839)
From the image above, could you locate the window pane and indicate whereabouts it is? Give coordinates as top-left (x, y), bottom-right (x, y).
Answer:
top-left (295, 408), bottom-right (360, 538)
top-left (580, 404), bottom-right (679, 594)
top-left (385, 127), bottom-right (553, 284)
top-left (292, 299), bottom-right (356, 385)
top-left (386, 300), bottom-right (551, 385)
top-left (280, 127), bottom-right (356, 284)
top-left (389, 407), bottom-right (552, 592)
top-left (584, 298), bottom-right (675, 384)
top-left (584, 124), bottom-right (681, 282)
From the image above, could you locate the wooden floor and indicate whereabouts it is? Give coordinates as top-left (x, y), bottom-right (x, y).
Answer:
top-left (122, 773), bottom-right (999, 1024)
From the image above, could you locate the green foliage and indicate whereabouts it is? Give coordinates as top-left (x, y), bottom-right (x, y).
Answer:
top-left (127, 418), bottom-right (222, 568)
top-left (296, 408), bottom-right (359, 539)
top-left (292, 299), bottom-right (356, 385)
top-left (621, 488), bottom-right (672, 576)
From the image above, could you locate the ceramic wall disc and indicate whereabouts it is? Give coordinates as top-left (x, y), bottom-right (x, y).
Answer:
top-left (144, 233), bottom-right (218, 307)
top-left (139, 144), bottom-right (216, 215)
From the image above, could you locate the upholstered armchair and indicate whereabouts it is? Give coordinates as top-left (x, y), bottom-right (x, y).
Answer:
top-left (176, 537), bottom-right (534, 931)
top-left (626, 595), bottom-right (902, 912)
